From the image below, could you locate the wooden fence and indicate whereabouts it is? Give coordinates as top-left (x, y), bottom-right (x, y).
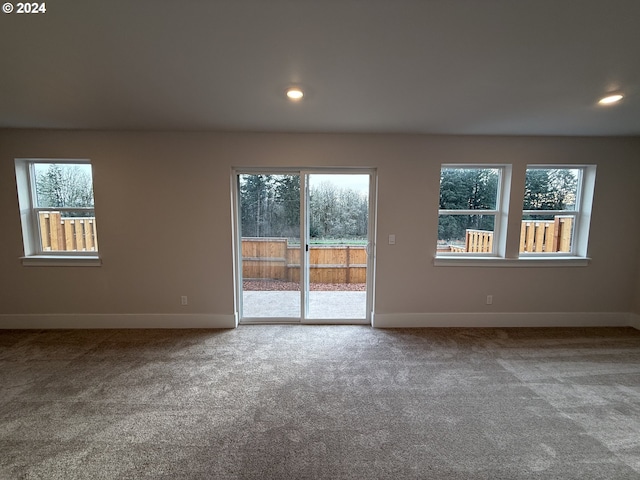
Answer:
top-left (465, 229), bottom-right (493, 253)
top-left (38, 212), bottom-right (98, 252)
top-left (444, 216), bottom-right (574, 254)
top-left (520, 216), bottom-right (573, 253)
top-left (242, 237), bottom-right (367, 284)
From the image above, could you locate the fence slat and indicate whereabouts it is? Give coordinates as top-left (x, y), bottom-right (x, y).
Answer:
top-left (50, 212), bottom-right (62, 251)
top-left (559, 217), bottom-right (572, 252)
top-left (534, 222), bottom-right (545, 252)
top-left (64, 220), bottom-right (75, 250)
top-left (85, 220), bottom-right (94, 250)
top-left (525, 222), bottom-right (535, 252)
top-left (91, 220), bottom-right (98, 250)
top-left (75, 220), bottom-right (85, 251)
top-left (545, 222), bottom-right (555, 253)
top-left (39, 213), bottom-right (51, 251)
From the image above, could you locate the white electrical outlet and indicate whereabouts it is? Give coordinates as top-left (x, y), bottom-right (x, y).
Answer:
top-left (486, 295), bottom-right (493, 305)
top-left (181, 296), bottom-right (188, 306)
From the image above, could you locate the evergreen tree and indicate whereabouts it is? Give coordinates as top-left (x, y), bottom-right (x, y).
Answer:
top-left (439, 168), bottom-right (498, 241)
top-left (523, 169), bottom-right (578, 212)
top-left (240, 174), bottom-right (273, 237)
top-left (273, 176), bottom-right (300, 237)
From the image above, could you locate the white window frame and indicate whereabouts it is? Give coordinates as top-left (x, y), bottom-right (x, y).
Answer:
top-left (436, 164), bottom-right (510, 258)
top-left (14, 158), bottom-right (101, 266)
top-left (519, 165), bottom-right (596, 259)
top-left (435, 163), bottom-right (594, 267)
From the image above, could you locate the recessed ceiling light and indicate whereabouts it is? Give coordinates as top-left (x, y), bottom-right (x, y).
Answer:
top-left (598, 94), bottom-right (624, 105)
top-left (286, 87), bottom-right (304, 101)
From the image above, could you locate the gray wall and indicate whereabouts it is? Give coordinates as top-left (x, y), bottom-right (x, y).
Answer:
top-left (1, 130), bottom-right (639, 323)
top-left (636, 255), bottom-right (640, 315)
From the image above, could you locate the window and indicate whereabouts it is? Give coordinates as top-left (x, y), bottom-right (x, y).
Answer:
top-left (435, 163), bottom-right (595, 266)
top-left (15, 159), bottom-right (99, 262)
top-left (437, 166), bottom-right (505, 256)
top-left (520, 166), bottom-right (594, 257)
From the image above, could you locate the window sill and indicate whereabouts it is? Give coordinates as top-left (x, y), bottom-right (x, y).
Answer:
top-left (21, 255), bottom-right (102, 267)
top-left (433, 256), bottom-right (590, 267)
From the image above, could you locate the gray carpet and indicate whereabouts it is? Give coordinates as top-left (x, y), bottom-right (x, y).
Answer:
top-left (1, 326), bottom-right (640, 479)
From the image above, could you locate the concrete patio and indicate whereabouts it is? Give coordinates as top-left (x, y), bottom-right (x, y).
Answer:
top-left (242, 290), bottom-right (367, 320)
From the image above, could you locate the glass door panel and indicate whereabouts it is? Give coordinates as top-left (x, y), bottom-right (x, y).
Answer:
top-left (305, 174), bottom-right (369, 320)
top-left (239, 174), bottom-right (301, 319)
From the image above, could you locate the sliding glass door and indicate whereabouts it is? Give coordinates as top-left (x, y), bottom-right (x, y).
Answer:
top-left (235, 170), bottom-right (374, 324)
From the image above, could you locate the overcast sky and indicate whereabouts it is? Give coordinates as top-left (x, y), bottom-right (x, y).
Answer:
top-left (309, 174), bottom-right (370, 194)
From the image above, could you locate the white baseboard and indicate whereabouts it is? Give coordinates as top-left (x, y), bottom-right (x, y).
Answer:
top-left (0, 313), bottom-right (236, 329)
top-left (373, 312), bottom-right (632, 328)
top-left (1, 312), bottom-right (636, 330)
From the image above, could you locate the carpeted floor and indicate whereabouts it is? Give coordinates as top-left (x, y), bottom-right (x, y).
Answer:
top-left (1, 326), bottom-right (640, 479)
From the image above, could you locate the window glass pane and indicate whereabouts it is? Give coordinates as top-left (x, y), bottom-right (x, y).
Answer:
top-left (437, 214), bottom-right (495, 253)
top-left (239, 174), bottom-right (301, 318)
top-left (439, 168), bottom-right (500, 210)
top-left (33, 163), bottom-right (95, 208)
top-left (37, 210), bottom-right (98, 252)
top-left (520, 214), bottom-right (574, 253)
top-left (524, 168), bottom-right (579, 211)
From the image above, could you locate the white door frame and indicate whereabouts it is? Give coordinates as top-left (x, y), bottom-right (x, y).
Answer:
top-left (232, 167), bottom-right (377, 325)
